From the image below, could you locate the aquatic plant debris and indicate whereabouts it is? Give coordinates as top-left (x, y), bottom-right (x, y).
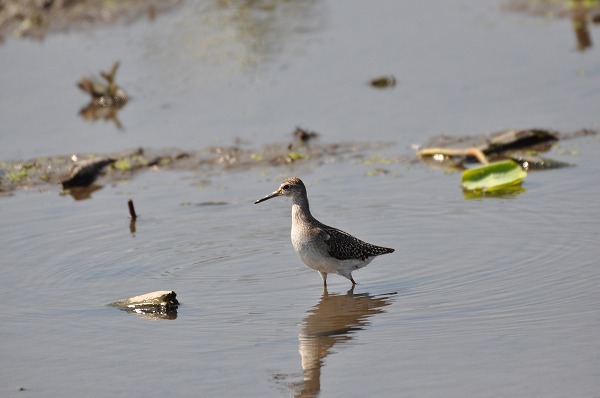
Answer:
top-left (0, 129), bottom-right (593, 196)
top-left (461, 160), bottom-right (527, 192)
top-left (0, 142), bottom-right (388, 195)
top-left (417, 128), bottom-right (595, 170)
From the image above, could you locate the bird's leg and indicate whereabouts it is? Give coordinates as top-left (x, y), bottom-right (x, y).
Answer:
top-left (350, 276), bottom-right (356, 286)
top-left (319, 271), bottom-right (328, 286)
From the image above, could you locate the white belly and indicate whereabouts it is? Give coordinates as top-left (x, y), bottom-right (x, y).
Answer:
top-left (292, 237), bottom-right (340, 274)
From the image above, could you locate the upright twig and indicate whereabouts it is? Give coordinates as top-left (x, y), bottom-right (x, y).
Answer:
top-left (128, 199), bottom-right (137, 220)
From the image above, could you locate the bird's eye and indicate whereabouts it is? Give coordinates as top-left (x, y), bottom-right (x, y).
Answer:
top-left (282, 184), bottom-right (290, 190)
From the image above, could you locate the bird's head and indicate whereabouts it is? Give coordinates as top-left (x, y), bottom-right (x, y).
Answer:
top-left (255, 177), bottom-right (307, 204)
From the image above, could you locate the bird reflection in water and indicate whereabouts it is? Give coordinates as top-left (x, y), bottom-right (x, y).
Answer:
top-left (284, 287), bottom-right (396, 398)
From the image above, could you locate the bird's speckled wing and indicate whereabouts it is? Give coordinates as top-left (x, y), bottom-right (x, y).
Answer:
top-left (320, 226), bottom-right (394, 261)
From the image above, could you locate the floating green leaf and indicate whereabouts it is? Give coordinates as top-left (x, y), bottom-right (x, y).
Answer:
top-left (461, 160), bottom-right (527, 192)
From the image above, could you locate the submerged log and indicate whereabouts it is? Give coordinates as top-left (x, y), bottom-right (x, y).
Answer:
top-left (420, 129), bottom-right (559, 156)
top-left (416, 128), bottom-right (593, 170)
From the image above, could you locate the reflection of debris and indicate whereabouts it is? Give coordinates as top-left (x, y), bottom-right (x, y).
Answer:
top-left (463, 185), bottom-right (526, 200)
top-left (0, 0), bottom-right (182, 41)
top-left (110, 290), bottom-right (179, 320)
top-left (369, 75), bottom-right (396, 89)
top-left (61, 157), bottom-right (116, 189)
top-left (79, 102), bottom-right (125, 129)
top-left (572, 0), bottom-right (593, 51)
top-left (78, 62), bottom-right (128, 129)
top-left (177, 0), bottom-right (325, 72)
top-left (502, 0), bottom-right (600, 19)
top-left (78, 62), bottom-right (128, 106)
top-left (64, 184), bottom-right (104, 201)
top-left (503, 0), bottom-right (600, 50)
top-left (294, 127), bottom-right (319, 144)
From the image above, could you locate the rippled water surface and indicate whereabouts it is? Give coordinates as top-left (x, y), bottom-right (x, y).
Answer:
top-left (1, 0), bottom-right (599, 397)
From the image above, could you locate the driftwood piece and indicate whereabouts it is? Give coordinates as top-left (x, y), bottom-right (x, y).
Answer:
top-left (110, 290), bottom-right (179, 320)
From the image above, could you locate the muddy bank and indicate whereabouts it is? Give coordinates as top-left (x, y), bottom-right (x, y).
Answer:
top-left (2, 127), bottom-right (595, 197)
top-left (0, 140), bottom-right (394, 196)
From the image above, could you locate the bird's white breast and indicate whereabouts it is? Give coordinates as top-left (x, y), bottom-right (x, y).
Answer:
top-left (291, 209), bottom-right (341, 274)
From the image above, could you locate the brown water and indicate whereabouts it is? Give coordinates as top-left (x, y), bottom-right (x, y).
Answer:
top-left (1, 1), bottom-right (599, 397)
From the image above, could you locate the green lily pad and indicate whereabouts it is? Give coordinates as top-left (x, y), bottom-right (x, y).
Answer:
top-left (462, 160), bottom-right (527, 192)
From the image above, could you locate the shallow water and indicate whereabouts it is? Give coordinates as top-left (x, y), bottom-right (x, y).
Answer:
top-left (1, 0), bottom-right (600, 397)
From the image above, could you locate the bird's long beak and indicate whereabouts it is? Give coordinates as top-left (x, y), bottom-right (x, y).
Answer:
top-left (254, 190), bottom-right (280, 204)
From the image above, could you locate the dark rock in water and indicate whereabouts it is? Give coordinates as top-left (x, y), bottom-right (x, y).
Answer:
top-left (370, 75), bottom-right (396, 88)
top-left (61, 157), bottom-right (116, 188)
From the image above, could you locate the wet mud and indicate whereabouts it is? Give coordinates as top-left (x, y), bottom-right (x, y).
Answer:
top-left (0, 140), bottom-right (392, 196)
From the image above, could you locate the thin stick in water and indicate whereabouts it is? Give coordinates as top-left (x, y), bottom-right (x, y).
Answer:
top-left (128, 199), bottom-right (137, 220)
